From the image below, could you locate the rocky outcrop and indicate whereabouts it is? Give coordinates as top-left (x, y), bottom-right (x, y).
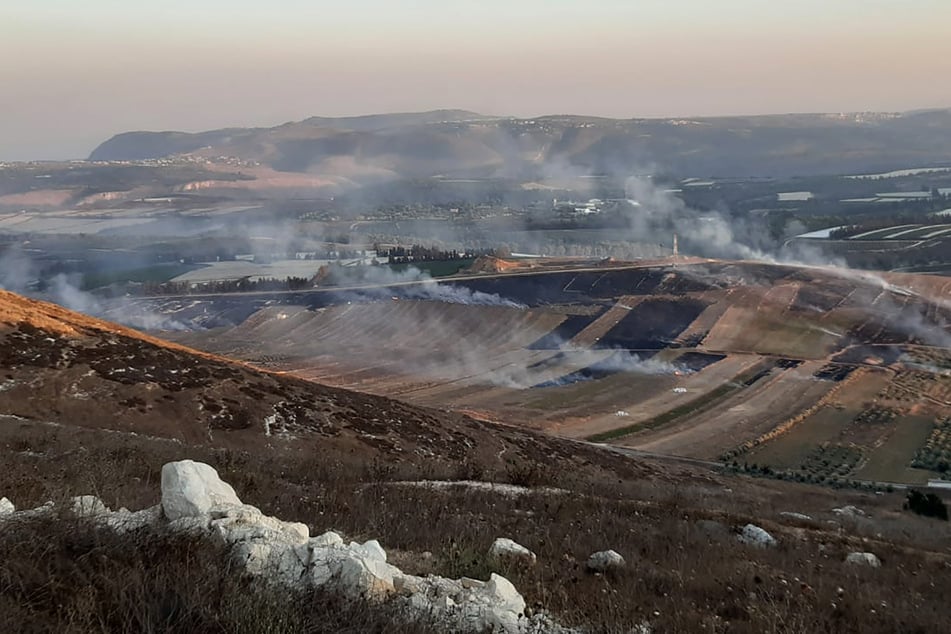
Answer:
top-left (0, 460), bottom-right (566, 633)
top-left (161, 460), bottom-right (243, 520)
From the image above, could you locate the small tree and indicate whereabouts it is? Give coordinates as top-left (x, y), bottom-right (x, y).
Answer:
top-left (904, 490), bottom-right (949, 521)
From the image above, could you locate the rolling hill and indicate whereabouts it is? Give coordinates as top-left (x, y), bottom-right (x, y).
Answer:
top-left (166, 258), bottom-right (951, 486)
top-left (0, 288), bottom-right (640, 477)
top-left (3, 271), bottom-right (951, 634)
top-left (89, 108), bottom-right (951, 180)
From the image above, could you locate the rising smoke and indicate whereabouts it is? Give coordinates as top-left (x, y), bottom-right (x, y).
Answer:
top-left (327, 263), bottom-right (525, 308)
top-left (0, 246), bottom-right (187, 331)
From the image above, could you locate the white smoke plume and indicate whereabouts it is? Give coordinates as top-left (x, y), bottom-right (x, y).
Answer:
top-left (48, 274), bottom-right (189, 331)
top-left (0, 246), bottom-right (187, 331)
top-left (328, 263), bottom-right (525, 308)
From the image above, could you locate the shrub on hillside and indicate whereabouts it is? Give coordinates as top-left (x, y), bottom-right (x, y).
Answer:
top-left (904, 490), bottom-right (949, 521)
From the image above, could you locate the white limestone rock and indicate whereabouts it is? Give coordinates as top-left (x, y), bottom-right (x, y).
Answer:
top-left (160, 460), bottom-right (241, 521)
top-left (483, 573), bottom-right (526, 615)
top-left (393, 573), bottom-right (427, 596)
top-left (460, 577), bottom-right (485, 590)
top-left (233, 540), bottom-right (311, 587)
top-left (845, 552), bottom-right (881, 568)
top-left (489, 537), bottom-right (537, 567)
top-left (586, 549), bottom-right (626, 572)
top-left (779, 512), bottom-right (813, 522)
top-left (310, 531), bottom-right (345, 548)
top-left (14, 460), bottom-right (564, 634)
top-left (308, 546), bottom-right (350, 588)
top-left (104, 505), bottom-right (163, 534)
top-left (348, 539), bottom-right (387, 562)
top-left (456, 573), bottom-right (526, 632)
top-left (166, 515), bottom-right (212, 535)
top-left (832, 505), bottom-right (866, 518)
top-left (17, 501), bottom-right (55, 520)
top-left (71, 495), bottom-right (110, 517)
top-left (737, 523), bottom-right (777, 548)
top-left (209, 507), bottom-right (309, 545)
top-left (337, 552), bottom-right (401, 599)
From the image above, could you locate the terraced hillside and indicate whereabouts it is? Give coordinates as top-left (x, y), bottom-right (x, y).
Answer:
top-left (172, 259), bottom-right (951, 484)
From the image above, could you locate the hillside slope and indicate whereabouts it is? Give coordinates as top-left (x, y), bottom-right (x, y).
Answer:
top-left (0, 289), bottom-right (638, 476)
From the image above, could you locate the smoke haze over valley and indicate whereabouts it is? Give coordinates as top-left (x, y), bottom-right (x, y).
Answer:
top-left (4, 3), bottom-right (951, 633)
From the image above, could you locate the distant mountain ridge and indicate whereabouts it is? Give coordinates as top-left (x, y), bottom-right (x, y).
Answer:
top-left (89, 108), bottom-right (951, 179)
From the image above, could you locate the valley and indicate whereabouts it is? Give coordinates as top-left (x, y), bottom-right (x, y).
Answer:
top-left (152, 257), bottom-right (951, 487)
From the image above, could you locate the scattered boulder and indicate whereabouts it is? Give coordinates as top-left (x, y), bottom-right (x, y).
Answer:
top-left (832, 505), bottom-right (866, 518)
top-left (737, 523), bottom-right (777, 548)
top-left (0, 497), bottom-right (13, 516)
top-left (160, 459), bottom-right (241, 521)
top-left (779, 512), bottom-right (813, 522)
top-left (489, 537), bottom-right (537, 567)
top-left (845, 552), bottom-right (881, 568)
top-left (586, 550), bottom-right (626, 572)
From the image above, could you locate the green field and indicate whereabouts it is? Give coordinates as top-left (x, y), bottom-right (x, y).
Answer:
top-left (81, 263), bottom-right (204, 290)
top-left (745, 407), bottom-right (939, 485)
top-left (387, 259), bottom-right (476, 278)
top-left (855, 416), bottom-right (935, 484)
top-left (745, 407), bottom-right (855, 470)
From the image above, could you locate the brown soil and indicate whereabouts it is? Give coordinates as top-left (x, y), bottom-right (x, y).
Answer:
top-left (463, 256), bottom-right (536, 274)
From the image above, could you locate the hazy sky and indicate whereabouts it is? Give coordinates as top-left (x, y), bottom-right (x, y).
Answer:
top-left (2, 0), bottom-right (950, 160)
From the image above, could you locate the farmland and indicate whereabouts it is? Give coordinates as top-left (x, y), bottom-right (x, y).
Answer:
top-left (161, 257), bottom-right (951, 486)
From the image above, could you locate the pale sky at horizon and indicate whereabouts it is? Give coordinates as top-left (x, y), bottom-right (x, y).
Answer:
top-left (2, 0), bottom-right (950, 161)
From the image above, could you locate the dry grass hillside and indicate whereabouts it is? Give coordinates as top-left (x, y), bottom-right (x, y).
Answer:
top-left (0, 289), bottom-right (641, 478)
top-left (2, 416), bottom-right (951, 633)
top-left (2, 287), bottom-right (951, 632)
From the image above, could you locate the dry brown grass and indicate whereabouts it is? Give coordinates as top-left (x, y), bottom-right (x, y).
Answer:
top-left (0, 516), bottom-right (437, 634)
top-left (2, 420), bottom-right (951, 633)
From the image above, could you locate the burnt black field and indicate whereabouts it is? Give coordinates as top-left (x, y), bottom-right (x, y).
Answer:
top-left (596, 299), bottom-right (707, 349)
